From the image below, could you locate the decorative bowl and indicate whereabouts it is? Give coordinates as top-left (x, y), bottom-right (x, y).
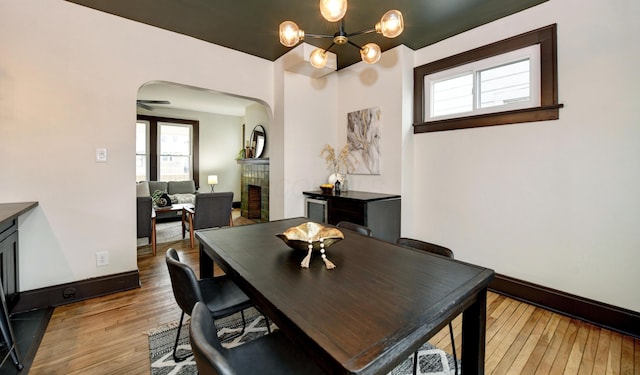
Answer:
top-left (320, 184), bottom-right (334, 195)
top-left (276, 222), bottom-right (344, 252)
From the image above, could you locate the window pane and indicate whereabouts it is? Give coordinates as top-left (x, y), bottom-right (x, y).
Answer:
top-left (479, 59), bottom-right (530, 108)
top-left (136, 122), bottom-right (148, 181)
top-left (159, 155), bottom-right (191, 181)
top-left (159, 123), bottom-right (192, 181)
top-left (159, 123), bottom-right (190, 155)
top-left (136, 155), bottom-right (147, 182)
top-left (431, 73), bottom-right (473, 117)
top-left (136, 122), bottom-right (147, 154)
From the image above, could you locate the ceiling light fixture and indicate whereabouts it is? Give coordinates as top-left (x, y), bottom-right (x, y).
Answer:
top-left (279, 0), bottom-right (404, 69)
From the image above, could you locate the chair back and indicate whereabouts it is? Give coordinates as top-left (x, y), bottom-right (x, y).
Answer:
top-left (190, 302), bottom-right (233, 375)
top-left (396, 237), bottom-right (454, 259)
top-left (136, 196), bottom-right (153, 238)
top-left (165, 248), bottom-right (204, 315)
top-left (193, 192), bottom-right (234, 231)
top-left (336, 221), bottom-right (373, 237)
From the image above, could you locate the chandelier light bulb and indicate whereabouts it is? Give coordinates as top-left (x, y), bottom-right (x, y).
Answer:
top-left (376, 10), bottom-right (404, 38)
top-left (279, 21), bottom-right (304, 47)
top-left (310, 48), bottom-right (328, 69)
top-left (360, 43), bottom-right (381, 64)
top-left (319, 0), bottom-right (348, 22)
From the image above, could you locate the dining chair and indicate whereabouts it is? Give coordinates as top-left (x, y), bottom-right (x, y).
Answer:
top-left (183, 192), bottom-right (234, 248)
top-left (165, 248), bottom-right (253, 362)
top-left (189, 301), bottom-right (325, 375)
top-left (336, 221), bottom-right (373, 237)
top-left (396, 237), bottom-right (458, 375)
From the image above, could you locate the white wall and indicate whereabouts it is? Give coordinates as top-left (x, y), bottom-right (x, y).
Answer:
top-left (279, 71), bottom-right (338, 219)
top-left (410, 0), bottom-right (640, 311)
top-left (0, 1), bottom-right (273, 290)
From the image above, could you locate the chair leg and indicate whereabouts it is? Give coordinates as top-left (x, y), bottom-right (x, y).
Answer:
top-left (220, 309), bottom-right (248, 343)
top-left (173, 311), bottom-right (191, 362)
top-left (449, 322), bottom-right (458, 375)
top-left (413, 350), bottom-right (418, 375)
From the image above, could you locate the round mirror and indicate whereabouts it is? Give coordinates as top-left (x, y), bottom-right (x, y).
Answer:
top-left (250, 125), bottom-right (266, 158)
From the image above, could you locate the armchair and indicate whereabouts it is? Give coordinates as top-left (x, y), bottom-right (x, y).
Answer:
top-left (183, 192), bottom-right (234, 248)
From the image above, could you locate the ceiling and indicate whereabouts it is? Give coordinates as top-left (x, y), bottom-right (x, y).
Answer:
top-left (137, 82), bottom-right (259, 116)
top-left (70, 0), bottom-right (547, 115)
top-left (67, 0), bottom-right (547, 71)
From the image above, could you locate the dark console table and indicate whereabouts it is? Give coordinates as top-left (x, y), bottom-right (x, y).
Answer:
top-left (303, 190), bottom-right (401, 242)
top-left (0, 201), bottom-right (38, 371)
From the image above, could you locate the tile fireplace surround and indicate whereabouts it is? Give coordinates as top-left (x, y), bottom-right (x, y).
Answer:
top-left (238, 158), bottom-right (269, 222)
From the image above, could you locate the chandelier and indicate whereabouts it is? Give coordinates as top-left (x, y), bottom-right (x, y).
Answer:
top-left (279, 0), bottom-right (404, 69)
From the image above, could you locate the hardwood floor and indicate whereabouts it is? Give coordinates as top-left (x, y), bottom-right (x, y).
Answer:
top-left (30, 238), bottom-right (639, 374)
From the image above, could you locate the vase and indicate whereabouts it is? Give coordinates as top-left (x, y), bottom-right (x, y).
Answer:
top-left (341, 174), bottom-right (348, 192)
top-left (328, 173), bottom-right (341, 185)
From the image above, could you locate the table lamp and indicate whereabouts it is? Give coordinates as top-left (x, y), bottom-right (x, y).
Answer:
top-left (208, 175), bottom-right (218, 192)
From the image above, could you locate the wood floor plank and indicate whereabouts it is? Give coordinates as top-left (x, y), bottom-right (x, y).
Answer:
top-left (592, 329), bottom-right (612, 375)
top-left (549, 318), bottom-right (580, 375)
top-left (486, 304), bottom-right (536, 373)
top-left (508, 308), bottom-right (553, 374)
top-left (565, 321), bottom-right (589, 374)
top-left (621, 335), bottom-right (635, 375)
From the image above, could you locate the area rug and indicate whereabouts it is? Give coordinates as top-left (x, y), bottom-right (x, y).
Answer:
top-left (147, 307), bottom-right (459, 375)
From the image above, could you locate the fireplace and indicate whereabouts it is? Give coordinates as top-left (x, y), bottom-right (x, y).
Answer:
top-left (239, 158), bottom-right (269, 222)
top-left (248, 185), bottom-right (261, 219)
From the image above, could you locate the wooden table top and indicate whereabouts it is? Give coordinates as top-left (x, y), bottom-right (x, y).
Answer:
top-left (197, 217), bottom-right (494, 374)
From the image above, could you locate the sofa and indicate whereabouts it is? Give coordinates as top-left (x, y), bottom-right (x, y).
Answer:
top-left (136, 180), bottom-right (197, 221)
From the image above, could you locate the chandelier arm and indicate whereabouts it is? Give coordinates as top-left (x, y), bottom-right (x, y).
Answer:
top-left (347, 40), bottom-right (363, 50)
top-left (323, 42), bottom-right (337, 53)
top-left (346, 28), bottom-right (376, 38)
top-left (304, 33), bottom-right (336, 39)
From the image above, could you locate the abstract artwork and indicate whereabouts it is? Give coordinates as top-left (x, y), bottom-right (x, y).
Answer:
top-left (347, 107), bottom-right (381, 175)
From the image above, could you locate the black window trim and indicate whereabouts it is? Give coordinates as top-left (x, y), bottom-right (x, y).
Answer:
top-left (413, 24), bottom-right (563, 133)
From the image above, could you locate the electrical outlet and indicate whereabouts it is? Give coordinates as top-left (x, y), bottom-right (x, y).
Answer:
top-left (96, 251), bottom-right (109, 267)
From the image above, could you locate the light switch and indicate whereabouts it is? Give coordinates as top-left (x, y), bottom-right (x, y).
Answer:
top-left (96, 148), bottom-right (108, 163)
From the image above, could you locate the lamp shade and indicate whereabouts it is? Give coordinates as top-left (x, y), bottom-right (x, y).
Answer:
top-left (207, 175), bottom-right (218, 185)
top-left (376, 10), bottom-right (404, 38)
top-left (360, 43), bottom-right (381, 64)
top-left (279, 21), bottom-right (304, 47)
top-left (319, 0), bottom-right (347, 22)
top-left (309, 48), bottom-right (328, 69)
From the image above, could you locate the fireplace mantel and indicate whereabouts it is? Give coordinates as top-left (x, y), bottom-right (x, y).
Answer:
top-left (237, 158), bottom-right (269, 165)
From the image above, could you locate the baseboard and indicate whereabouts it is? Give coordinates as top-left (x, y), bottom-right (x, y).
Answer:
top-left (233, 201), bottom-right (241, 208)
top-left (12, 270), bottom-right (140, 313)
top-left (489, 274), bottom-right (640, 338)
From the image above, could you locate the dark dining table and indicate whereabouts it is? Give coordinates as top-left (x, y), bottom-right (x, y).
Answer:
top-left (196, 217), bottom-right (494, 375)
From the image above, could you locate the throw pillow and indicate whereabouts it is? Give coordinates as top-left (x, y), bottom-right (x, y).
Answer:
top-left (136, 181), bottom-right (150, 197)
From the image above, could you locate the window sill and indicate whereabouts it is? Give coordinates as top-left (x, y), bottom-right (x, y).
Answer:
top-left (413, 104), bottom-right (563, 134)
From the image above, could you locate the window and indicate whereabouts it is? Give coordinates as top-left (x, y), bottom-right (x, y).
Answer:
top-left (427, 46), bottom-right (539, 120)
top-left (136, 115), bottom-right (200, 187)
top-left (414, 24), bottom-right (562, 133)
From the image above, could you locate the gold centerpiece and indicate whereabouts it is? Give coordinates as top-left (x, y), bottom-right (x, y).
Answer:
top-left (276, 222), bottom-right (343, 269)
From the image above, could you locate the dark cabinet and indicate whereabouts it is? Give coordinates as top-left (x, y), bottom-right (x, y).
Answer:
top-left (303, 191), bottom-right (401, 242)
top-left (0, 218), bottom-right (19, 311)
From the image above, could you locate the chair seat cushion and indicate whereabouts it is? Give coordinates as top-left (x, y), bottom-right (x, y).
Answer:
top-left (226, 331), bottom-right (325, 375)
top-left (199, 276), bottom-right (252, 319)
